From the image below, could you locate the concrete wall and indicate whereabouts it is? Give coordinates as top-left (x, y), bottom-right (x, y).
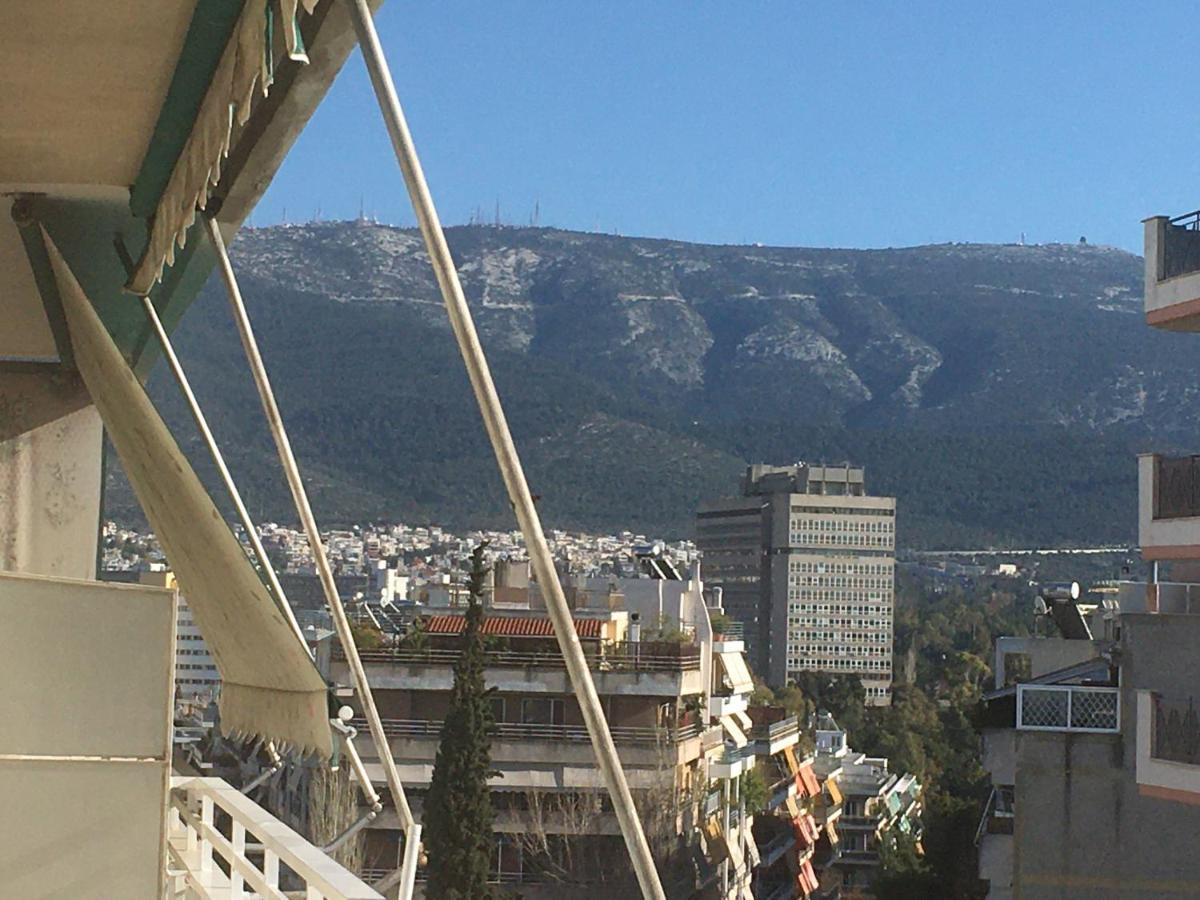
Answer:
top-left (1005, 613), bottom-right (1200, 898)
top-left (1142, 215), bottom-right (1200, 326)
top-left (339, 659), bottom-right (704, 698)
top-left (992, 636), bottom-right (1102, 690)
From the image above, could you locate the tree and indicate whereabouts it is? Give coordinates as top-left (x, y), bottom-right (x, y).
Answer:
top-left (873, 826), bottom-right (934, 899)
top-left (423, 545), bottom-right (496, 899)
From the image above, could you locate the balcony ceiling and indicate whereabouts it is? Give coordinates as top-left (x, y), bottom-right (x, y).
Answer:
top-left (0, 1), bottom-right (194, 191)
top-left (0, 0), bottom-right (376, 374)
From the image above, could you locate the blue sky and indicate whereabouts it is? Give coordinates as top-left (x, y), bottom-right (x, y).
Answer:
top-left (257, 2), bottom-right (1200, 253)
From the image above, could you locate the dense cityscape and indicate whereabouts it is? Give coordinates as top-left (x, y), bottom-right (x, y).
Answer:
top-left (6, 5), bottom-right (1200, 900)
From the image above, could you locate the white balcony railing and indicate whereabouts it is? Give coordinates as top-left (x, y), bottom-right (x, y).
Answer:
top-left (1016, 684), bottom-right (1119, 733)
top-left (166, 776), bottom-right (382, 899)
top-left (357, 717), bottom-right (702, 745)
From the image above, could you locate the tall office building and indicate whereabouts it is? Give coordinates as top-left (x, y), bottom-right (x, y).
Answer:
top-left (697, 464), bottom-right (895, 705)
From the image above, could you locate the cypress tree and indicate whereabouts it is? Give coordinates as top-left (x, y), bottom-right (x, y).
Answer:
top-left (423, 544), bottom-right (496, 898)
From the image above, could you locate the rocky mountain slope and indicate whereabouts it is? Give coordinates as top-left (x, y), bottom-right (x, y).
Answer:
top-left (112, 222), bottom-right (1200, 548)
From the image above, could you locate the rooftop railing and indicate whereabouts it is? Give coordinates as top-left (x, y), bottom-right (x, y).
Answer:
top-left (1154, 455), bottom-right (1200, 520)
top-left (167, 776), bottom-right (381, 899)
top-left (356, 717), bottom-right (702, 746)
top-left (1016, 683), bottom-right (1119, 733)
top-left (1163, 211), bottom-right (1200, 280)
top-left (749, 714), bottom-right (801, 745)
top-left (339, 642), bottom-right (701, 673)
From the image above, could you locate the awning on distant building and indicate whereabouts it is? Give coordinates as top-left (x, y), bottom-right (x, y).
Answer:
top-left (797, 763), bottom-right (821, 798)
top-left (825, 776), bottom-right (844, 807)
top-left (716, 649), bottom-right (754, 694)
top-left (720, 714), bottom-right (748, 748)
top-left (422, 614), bottom-right (603, 639)
top-left (782, 745), bottom-right (801, 776)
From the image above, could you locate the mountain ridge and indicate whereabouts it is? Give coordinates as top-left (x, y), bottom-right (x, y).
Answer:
top-left (104, 222), bottom-right (1195, 548)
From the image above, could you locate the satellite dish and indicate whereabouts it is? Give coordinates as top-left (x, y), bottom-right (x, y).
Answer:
top-left (1034, 596), bottom-right (1049, 616)
top-left (1039, 582), bottom-right (1081, 602)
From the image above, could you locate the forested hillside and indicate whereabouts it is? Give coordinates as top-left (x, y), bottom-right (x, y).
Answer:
top-left (105, 222), bottom-right (1197, 548)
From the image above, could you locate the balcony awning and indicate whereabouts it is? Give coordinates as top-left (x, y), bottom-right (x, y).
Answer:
top-left (797, 762), bottom-right (821, 798)
top-left (799, 859), bottom-right (819, 894)
top-left (703, 816), bottom-right (730, 865)
top-left (825, 776), bottom-right (844, 806)
top-left (716, 649), bottom-right (754, 695)
top-left (44, 229), bottom-right (331, 756)
top-left (127, 0), bottom-right (321, 295)
top-left (720, 714), bottom-right (748, 748)
top-left (782, 745), bottom-right (800, 776)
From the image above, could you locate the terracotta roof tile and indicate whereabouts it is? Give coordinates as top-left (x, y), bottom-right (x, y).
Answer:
top-left (422, 614), bottom-right (603, 639)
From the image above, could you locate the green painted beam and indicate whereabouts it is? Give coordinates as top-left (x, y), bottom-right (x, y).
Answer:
top-left (16, 224), bottom-right (74, 368)
top-left (33, 195), bottom-right (154, 364)
top-left (129, 0), bottom-right (247, 219)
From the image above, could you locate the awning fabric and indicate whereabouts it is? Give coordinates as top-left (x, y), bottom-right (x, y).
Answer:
top-left (798, 763), bottom-right (821, 798)
top-left (825, 776), bottom-right (843, 806)
top-left (782, 745), bottom-right (800, 776)
top-left (704, 817), bottom-right (730, 865)
top-left (716, 650), bottom-right (754, 695)
top-left (45, 229), bottom-right (331, 756)
top-left (800, 859), bottom-right (819, 894)
top-left (720, 715), bottom-right (748, 749)
top-left (733, 709), bottom-right (753, 731)
top-left (128, 0), bottom-right (321, 295)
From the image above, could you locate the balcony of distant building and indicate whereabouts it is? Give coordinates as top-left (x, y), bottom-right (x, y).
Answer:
top-left (1138, 453), bottom-right (1200, 561)
top-left (348, 685), bottom-right (708, 784)
top-left (1135, 688), bottom-right (1200, 805)
top-left (1143, 212), bottom-right (1200, 329)
top-left (332, 609), bottom-right (706, 698)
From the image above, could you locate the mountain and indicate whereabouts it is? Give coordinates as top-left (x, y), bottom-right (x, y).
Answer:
top-left (107, 222), bottom-right (1200, 548)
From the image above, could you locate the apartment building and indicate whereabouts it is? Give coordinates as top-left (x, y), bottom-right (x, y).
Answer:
top-left (697, 464), bottom-right (896, 704)
top-left (330, 560), bottom-right (837, 897)
top-left (974, 582), bottom-right (1200, 898)
top-left (813, 715), bottom-right (922, 898)
top-left (970, 214), bottom-right (1200, 898)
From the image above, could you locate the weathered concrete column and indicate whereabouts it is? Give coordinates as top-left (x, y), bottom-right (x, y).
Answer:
top-left (0, 368), bottom-right (103, 579)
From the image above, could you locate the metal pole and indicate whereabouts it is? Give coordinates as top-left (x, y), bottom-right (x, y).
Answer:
top-left (140, 295), bottom-right (308, 653)
top-left (340, 3), bottom-right (666, 896)
top-left (202, 216), bottom-right (416, 844)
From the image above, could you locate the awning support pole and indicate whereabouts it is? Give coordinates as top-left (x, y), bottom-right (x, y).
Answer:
top-left (340, 2), bottom-right (666, 897)
top-left (202, 217), bottom-right (418, 852)
top-left (140, 295), bottom-right (308, 653)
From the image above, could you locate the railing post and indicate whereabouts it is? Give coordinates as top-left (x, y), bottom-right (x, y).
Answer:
top-left (232, 820), bottom-right (246, 897)
top-left (265, 849), bottom-right (280, 890)
top-left (200, 793), bottom-right (214, 878)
